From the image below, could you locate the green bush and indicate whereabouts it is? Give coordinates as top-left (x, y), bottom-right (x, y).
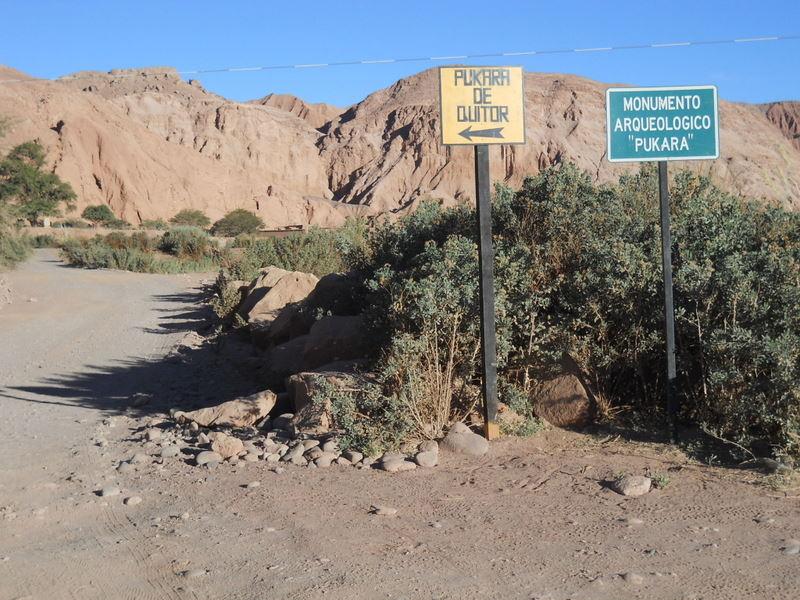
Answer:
top-left (0, 203), bottom-right (30, 270)
top-left (328, 164), bottom-right (800, 458)
top-left (30, 234), bottom-right (57, 248)
top-left (140, 219), bottom-right (168, 230)
top-left (211, 209), bottom-right (264, 237)
top-left (158, 227), bottom-right (214, 259)
top-left (170, 209), bottom-right (211, 228)
top-left (60, 229), bottom-right (218, 273)
top-left (81, 204), bottom-right (116, 226)
top-left (221, 218), bottom-right (368, 281)
top-left (0, 141), bottom-right (76, 224)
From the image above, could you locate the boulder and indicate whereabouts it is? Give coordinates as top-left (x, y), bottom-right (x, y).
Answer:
top-left (611, 475), bottom-right (652, 497)
top-left (209, 432), bottom-right (245, 459)
top-left (266, 335), bottom-right (309, 377)
top-left (266, 273), bottom-right (363, 345)
top-left (175, 390), bottom-right (277, 428)
top-left (415, 450), bottom-right (438, 467)
top-left (302, 315), bottom-right (368, 370)
top-left (195, 450), bottom-right (222, 466)
top-left (530, 355), bottom-right (595, 428)
top-left (238, 267), bottom-right (318, 345)
top-left (440, 422), bottom-right (489, 456)
top-left (381, 457), bottom-right (417, 473)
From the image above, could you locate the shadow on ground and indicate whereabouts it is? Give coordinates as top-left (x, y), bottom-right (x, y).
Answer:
top-left (0, 287), bottom-right (266, 418)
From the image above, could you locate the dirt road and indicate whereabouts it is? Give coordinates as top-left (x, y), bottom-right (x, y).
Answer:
top-left (1, 251), bottom-right (798, 600)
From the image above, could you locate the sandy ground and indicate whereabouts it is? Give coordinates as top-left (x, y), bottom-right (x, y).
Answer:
top-left (1, 251), bottom-right (799, 600)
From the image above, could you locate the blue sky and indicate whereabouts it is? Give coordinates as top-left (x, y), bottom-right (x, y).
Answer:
top-left (1, 1), bottom-right (798, 106)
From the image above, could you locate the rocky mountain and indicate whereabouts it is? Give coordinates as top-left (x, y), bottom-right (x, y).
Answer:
top-left (0, 65), bottom-right (798, 228)
top-left (762, 101), bottom-right (800, 151)
top-left (251, 93), bottom-right (342, 130)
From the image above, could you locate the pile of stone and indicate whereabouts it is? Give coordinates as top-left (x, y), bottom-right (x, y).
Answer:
top-left (140, 394), bottom-right (492, 474)
top-left (141, 264), bottom-right (493, 473)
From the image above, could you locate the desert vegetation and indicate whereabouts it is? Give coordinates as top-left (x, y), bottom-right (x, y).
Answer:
top-left (0, 126), bottom-right (78, 269)
top-left (211, 209), bottom-right (264, 236)
top-left (59, 227), bottom-right (220, 273)
top-left (216, 164), bottom-right (799, 459)
top-left (170, 208), bottom-right (211, 228)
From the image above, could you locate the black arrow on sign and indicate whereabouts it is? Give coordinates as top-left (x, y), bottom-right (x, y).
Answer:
top-left (459, 126), bottom-right (505, 141)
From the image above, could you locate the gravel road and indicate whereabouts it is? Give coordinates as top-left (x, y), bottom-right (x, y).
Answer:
top-left (1, 251), bottom-right (798, 600)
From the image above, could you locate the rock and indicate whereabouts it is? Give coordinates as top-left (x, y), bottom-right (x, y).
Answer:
top-left (145, 428), bottom-right (162, 442)
top-left (197, 432), bottom-right (211, 445)
top-left (370, 504), bottom-right (398, 516)
top-left (314, 452), bottom-right (338, 467)
top-left (321, 440), bottom-right (339, 454)
top-left (290, 455), bottom-right (308, 467)
top-left (175, 390), bottom-right (277, 428)
top-left (612, 475), bottom-right (652, 497)
top-left (415, 450), bottom-right (438, 468)
top-left (181, 569), bottom-right (207, 578)
top-left (782, 539), bottom-right (800, 555)
top-left (343, 450), bottom-right (363, 463)
top-left (267, 336), bottom-right (309, 376)
top-left (305, 447), bottom-right (324, 461)
top-left (623, 572), bottom-right (644, 585)
top-left (302, 439), bottom-right (320, 450)
top-left (239, 266), bottom-right (319, 329)
top-left (264, 453), bottom-right (280, 463)
top-left (243, 453), bottom-right (260, 462)
top-left (419, 440), bottom-right (439, 454)
top-left (130, 453), bottom-right (150, 464)
top-left (117, 462), bottom-right (134, 474)
top-left (98, 485), bottom-right (120, 497)
top-left (381, 458), bottom-right (417, 473)
top-left (160, 446), bottom-right (180, 458)
top-left (335, 457), bottom-right (352, 466)
top-left (195, 451), bottom-right (223, 466)
top-left (281, 445), bottom-right (308, 466)
top-left (622, 517), bottom-right (645, 527)
top-left (209, 432), bottom-right (245, 459)
top-left (440, 424), bottom-right (489, 457)
top-left (302, 315), bottom-right (368, 370)
top-left (272, 413), bottom-right (295, 430)
top-left (246, 481), bottom-right (261, 489)
top-left (529, 355), bottom-right (594, 428)
top-left (124, 496), bottom-right (142, 506)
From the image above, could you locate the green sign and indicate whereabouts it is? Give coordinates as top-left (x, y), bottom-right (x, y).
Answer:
top-left (606, 85), bottom-right (719, 162)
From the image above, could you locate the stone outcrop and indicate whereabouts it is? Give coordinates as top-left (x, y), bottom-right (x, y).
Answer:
top-left (174, 390), bottom-right (276, 428)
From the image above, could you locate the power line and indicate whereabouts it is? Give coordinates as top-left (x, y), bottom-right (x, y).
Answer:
top-left (0, 33), bottom-right (798, 85)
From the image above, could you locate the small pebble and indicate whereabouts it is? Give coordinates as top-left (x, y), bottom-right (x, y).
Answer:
top-left (782, 539), bottom-right (800, 555)
top-left (124, 496), bottom-right (142, 506)
top-left (181, 569), bottom-right (207, 578)
top-left (370, 504), bottom-right (398, 516)
top-left (246, 481), bottom-right (261, 489)
top-left (99, 485), bottom-right (120, 498)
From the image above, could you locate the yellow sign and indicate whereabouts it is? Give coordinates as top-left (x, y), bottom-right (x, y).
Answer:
top-left (439, 66), bottom-right (526, 145)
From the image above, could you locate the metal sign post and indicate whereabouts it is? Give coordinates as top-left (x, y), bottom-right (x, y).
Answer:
top-left (606, 85), bottom-right (719, 440)
top-left (658, 161), bottom-right (678, 442)
top-left (474, 143), bottom-right (499, 439)
top-left (439, 66), bottom-right (526, 439)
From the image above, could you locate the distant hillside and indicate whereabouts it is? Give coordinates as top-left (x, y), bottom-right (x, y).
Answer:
top-left (0, 65), bottom-right (798, 228)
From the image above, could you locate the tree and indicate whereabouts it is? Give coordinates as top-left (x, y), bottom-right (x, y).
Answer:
top-left (0, 141), bottom-right (76, 224)
top-left (82, 204), bottom-right (117, 226)
top-left (211, 209), bottom-right (264, 236)
top-left (170, 209), bottom-right (211, 228)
